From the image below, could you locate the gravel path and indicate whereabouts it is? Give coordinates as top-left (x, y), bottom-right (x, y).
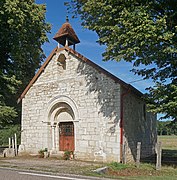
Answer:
top-left (0, 156), bottom-right (103, 175)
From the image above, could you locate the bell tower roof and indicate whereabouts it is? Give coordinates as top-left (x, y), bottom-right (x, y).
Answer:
top-left (53, 17), bottom-right (80, 47)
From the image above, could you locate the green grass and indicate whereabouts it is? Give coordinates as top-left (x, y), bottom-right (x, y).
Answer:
top-left (158, 135), bottom-right (177, 150)
top-left (103, 136), bottom-right (177, 179)
top-left (108, 161), bottom-right (131, 170)
top-left (105, 162), bottom-right (177, 179)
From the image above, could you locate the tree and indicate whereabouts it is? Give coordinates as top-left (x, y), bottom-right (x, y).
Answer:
top-left (0, 75), bottom-right (20, 128)
top-left (157, 120), bottom-right (177, 135)
top-left (68, 0), bottom-right (177, 120)
top-left (0, 0), bottom-right (50, 126)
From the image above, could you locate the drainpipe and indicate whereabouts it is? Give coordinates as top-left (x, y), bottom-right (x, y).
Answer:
top-left (120, 86), bottom-right (131, 162)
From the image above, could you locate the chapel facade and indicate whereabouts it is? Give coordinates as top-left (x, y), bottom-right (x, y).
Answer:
top-left (18, 19), bottom-right (157, 162)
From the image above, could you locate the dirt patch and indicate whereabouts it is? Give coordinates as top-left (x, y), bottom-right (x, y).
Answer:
top-left (106, 167), bottom-right (161, 177)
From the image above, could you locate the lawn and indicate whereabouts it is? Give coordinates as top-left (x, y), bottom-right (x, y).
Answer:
top-left (158, 135), bottom-right (177, 150)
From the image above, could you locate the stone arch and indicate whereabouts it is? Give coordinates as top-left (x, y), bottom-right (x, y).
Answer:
top-left (49, 102), bottom-right (75, 124)
top-left (45, 95), bottom-right (79, 152)
top-left (46, 95), bottom-right (79, 123)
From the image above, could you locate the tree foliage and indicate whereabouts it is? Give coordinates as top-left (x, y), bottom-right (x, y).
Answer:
top-left (0, 0), bottom-right (50, 126)
top-left (157, 120), bottom-right (177, 135)
top-left (69, 0), bottom-right (177, 120)
top-left (0, 124), bottom-right (21, 146)
top-left (0, 75), bottom-right (20, 127)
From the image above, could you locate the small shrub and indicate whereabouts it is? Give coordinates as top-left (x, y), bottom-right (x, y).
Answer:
top-left (38, 148), bottom-right (48, 158)
top-left (63, 151), bottom-right (73, 160)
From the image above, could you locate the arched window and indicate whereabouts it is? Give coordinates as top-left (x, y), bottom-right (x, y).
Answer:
top-left (57, 53), bottom-right (66, 69)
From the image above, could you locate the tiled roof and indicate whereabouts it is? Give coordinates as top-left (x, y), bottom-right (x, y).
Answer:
top-left (18, 46), bottom-right (143, 103)
top-left (53, 22), bottom-right (80, 46)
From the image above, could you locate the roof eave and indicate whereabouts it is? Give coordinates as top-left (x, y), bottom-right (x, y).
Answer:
top-left (17, 47), bottom-right (58, 103)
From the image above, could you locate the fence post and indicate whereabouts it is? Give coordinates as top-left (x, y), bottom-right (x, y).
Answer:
top-left (8, 137), bottom-right (11, 149)
top-left (122, 142), bottom-right (127, 164)
top-left (156, 142), bottom-right (162, 170)
top-left (14, 133), bottom-right (17, 156)
top-left (12, 136), bottom-right (15, 156)
top-left (136, 142), bottom-right (141, 168)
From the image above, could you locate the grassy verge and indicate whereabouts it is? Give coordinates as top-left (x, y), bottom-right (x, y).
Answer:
top-left (89, 162), bottom-right (177, 179)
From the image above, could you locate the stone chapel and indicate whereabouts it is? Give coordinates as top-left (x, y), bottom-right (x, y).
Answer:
top-left (18, 18), bottom-right (157, 162)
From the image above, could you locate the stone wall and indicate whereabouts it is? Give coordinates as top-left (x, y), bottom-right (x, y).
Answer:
top-left (122, 88), bottom-right (157, 162)
top-left (21, 49), bottom-right (121, 162)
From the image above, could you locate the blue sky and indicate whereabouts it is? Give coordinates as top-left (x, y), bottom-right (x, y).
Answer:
top-left (36, 0), bottom-right (164, 120)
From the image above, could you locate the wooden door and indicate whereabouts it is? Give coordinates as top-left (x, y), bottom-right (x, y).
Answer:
top-left (59, 122), bottom-right (74, 151)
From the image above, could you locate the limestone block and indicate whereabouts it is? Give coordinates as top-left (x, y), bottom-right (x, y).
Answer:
top-left (79, 140), bottom-right (88, 147)
top-left (106, 142), bottom-right (117, 148)
top-left (88, 140), bottom-right (96, 146)
top-left (112, 148), bottom-right (120, 155)
top-left (110, 137), bottom-right (117, 142)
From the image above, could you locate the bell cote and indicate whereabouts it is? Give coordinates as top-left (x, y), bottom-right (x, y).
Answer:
top-left (53, 17), bottom-right (80, 50)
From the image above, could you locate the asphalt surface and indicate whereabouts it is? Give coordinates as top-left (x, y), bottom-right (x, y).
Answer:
top-left (0, 168), bottom-right (112, 180)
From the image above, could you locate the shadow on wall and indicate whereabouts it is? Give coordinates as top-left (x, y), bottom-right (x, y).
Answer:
top-left (123, 92), bottom-right (157, 161)
top-left (76, 60), bottom-right (120, 133)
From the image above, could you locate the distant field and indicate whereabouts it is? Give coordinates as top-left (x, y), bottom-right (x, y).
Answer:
top-left (158, 135), bottom-right (177, 150)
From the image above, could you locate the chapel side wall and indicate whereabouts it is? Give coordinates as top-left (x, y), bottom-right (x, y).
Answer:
top-left (21, 49), bottom-right (121, 162)
top-left (122, 89), bottom-right (157, 162)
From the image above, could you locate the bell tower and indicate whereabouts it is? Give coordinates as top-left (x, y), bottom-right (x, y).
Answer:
top-left (53, 17), bottom-right (80, 50)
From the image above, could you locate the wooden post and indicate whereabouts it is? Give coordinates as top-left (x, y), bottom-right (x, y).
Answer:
top-left (122, 142), bottom-right (127, 164)
top-left (156, 142), bottom-right (162, 170)
top-left (8, 137), bottom-right (11, 149)
top-left (136, 142), bottom-right (141, 168)
top-left (14, 133), bottom-right (17, 156)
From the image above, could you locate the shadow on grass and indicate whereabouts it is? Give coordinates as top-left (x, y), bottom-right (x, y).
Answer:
top-left (162, 149), bottom-right (177, 167)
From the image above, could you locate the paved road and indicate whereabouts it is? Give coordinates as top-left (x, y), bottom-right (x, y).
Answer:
top-left (0, 168), bottom-right (111, 180)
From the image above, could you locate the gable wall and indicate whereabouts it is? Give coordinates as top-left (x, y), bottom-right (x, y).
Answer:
top-left (21, 49), bottom-right (121, 162)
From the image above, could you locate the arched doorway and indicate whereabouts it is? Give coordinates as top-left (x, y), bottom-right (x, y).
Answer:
top-left (55, 104), bottom-right (75, 151)
top-left (46, 96), bottom-right (79, 153)
top-left (50, 102), bottom-right (75, 152)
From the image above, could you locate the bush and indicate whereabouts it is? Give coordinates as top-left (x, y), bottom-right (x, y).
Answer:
top-left (0, 124), bottom-right (21, 146)
top-left (63, 151), bottom-right (73, 160)
top-left (38, 148), bottom-right (48, 158)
